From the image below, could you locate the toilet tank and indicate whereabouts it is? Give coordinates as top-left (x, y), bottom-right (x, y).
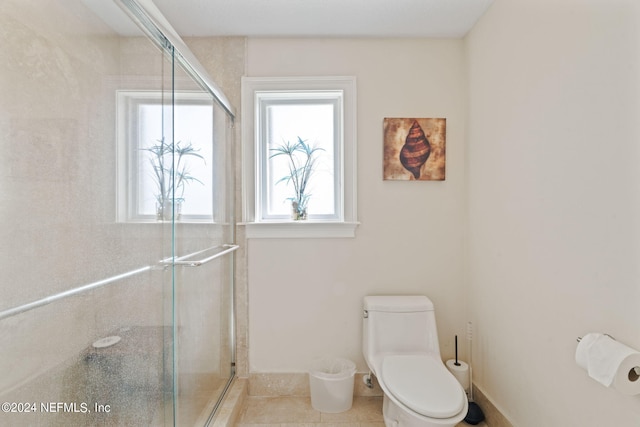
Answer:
top-left (363, 296), bottom-right (442, 365)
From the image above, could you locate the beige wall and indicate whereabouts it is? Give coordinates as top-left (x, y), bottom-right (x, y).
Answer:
top-left (243, 1), bottom-right (640, 424)
top-left (466, 0), bottom-right (640, 425)
top-left (244, 38), bottom-right (469, 373)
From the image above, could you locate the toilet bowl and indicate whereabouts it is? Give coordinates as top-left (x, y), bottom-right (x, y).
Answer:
top-left (363, 296), bottom-right (468, 427)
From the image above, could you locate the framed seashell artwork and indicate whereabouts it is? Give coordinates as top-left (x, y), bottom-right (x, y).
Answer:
top-left (383, 118), bottom-right (446, 181)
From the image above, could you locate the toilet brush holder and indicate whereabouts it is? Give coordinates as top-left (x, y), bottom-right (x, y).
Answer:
top-left (464, 322), bottom-right (485, 425)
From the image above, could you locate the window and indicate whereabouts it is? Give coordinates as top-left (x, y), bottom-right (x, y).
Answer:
top-left (242, 76), bottom-right (358, 238)
top-left (116, 90), bottom-right (214, 222)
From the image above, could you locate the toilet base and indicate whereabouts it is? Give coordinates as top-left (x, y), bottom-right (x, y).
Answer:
top-left (382, 394), bottom-right (465, 427)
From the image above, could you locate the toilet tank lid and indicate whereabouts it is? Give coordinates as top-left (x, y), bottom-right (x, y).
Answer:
top-left (364, 295), bottom-right (433, 312)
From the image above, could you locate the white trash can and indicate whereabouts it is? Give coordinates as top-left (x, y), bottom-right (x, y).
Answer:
top-left (308, 357), bottom-right (356, 413)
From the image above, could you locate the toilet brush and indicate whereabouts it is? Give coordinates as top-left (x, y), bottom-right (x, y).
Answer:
top-left (464, 322), bottom-right (485, 425)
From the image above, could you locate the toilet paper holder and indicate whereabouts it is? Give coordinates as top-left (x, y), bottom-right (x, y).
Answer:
top-left (577, 333), bottom-right (614, 342)
top-left (577, 334), bottom-right (640, 379)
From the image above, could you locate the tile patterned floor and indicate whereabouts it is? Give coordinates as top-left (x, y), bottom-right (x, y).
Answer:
top-left (236, 395), bottom-right (488, 427)
top-left (237, 395), bottom-right (384, 426)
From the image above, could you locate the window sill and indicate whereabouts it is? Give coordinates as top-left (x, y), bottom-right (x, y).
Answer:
top-left (240, 221), bottom-right (359, 239)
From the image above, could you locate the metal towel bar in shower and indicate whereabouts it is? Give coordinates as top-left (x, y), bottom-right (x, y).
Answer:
top-left (159, 244), bottom-right (239, 267)
top-left (0, 266), bottom-right (152, 321)
top-left (0, 244), bottom-right (239, 321)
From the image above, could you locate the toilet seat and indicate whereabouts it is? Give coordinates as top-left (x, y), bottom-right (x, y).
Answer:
top-left (381, 354), bottom-right (466, 419)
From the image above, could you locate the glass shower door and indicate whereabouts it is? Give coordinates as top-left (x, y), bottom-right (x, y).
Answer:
top-left (170, 64), bottom-right (236, 425)
top-left (115, 0), bottom-right (239, 423)
top-left (0, 0), bottom-right (236, 425)
top-left (0, 1), bottom-right (177, 426)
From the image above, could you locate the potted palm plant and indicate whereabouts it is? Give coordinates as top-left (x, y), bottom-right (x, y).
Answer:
top-left (270, 137), bottom-right (324, 220)
top-left (142, 137), bottom-right (205, 220)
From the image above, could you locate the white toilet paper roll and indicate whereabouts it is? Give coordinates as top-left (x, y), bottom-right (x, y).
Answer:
top-left (575, 333), bottom-right (640, 395)
top-left (445, 359), bottom-right (470, 392)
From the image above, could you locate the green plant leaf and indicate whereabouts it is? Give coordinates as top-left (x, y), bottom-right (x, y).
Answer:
top-left (269, 137), bottom-right (324, 211)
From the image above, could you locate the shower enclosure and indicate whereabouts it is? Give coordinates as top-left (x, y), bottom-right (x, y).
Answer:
top-left (0, 0), bottom-right (237, 425)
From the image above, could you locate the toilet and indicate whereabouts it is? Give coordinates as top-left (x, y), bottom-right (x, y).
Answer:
top-left (363, 295), bottom-right (468, 427)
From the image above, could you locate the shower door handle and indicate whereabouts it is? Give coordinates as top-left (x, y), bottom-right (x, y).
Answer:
top-left (159, 244), bottom-right (239, 267)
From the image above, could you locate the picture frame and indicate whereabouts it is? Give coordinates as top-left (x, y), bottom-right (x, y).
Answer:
top-left (383, 118), bottom-right (446, 181)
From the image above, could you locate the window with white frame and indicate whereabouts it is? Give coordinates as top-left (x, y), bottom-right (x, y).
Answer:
top-left (242, 77), bottom-right (358, 238)
top-left (116, 90), bottom-right (214, 222)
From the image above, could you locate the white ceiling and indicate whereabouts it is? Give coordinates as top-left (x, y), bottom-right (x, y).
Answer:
top-left (150, 0), bottom-right (494, 38)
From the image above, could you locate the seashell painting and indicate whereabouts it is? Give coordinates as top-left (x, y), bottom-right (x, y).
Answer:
top-left (383, 118), bottom-right (446, 181)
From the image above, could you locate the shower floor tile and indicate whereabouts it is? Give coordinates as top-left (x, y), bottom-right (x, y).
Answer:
top-left (236, 395), bottom-right (488, 426)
